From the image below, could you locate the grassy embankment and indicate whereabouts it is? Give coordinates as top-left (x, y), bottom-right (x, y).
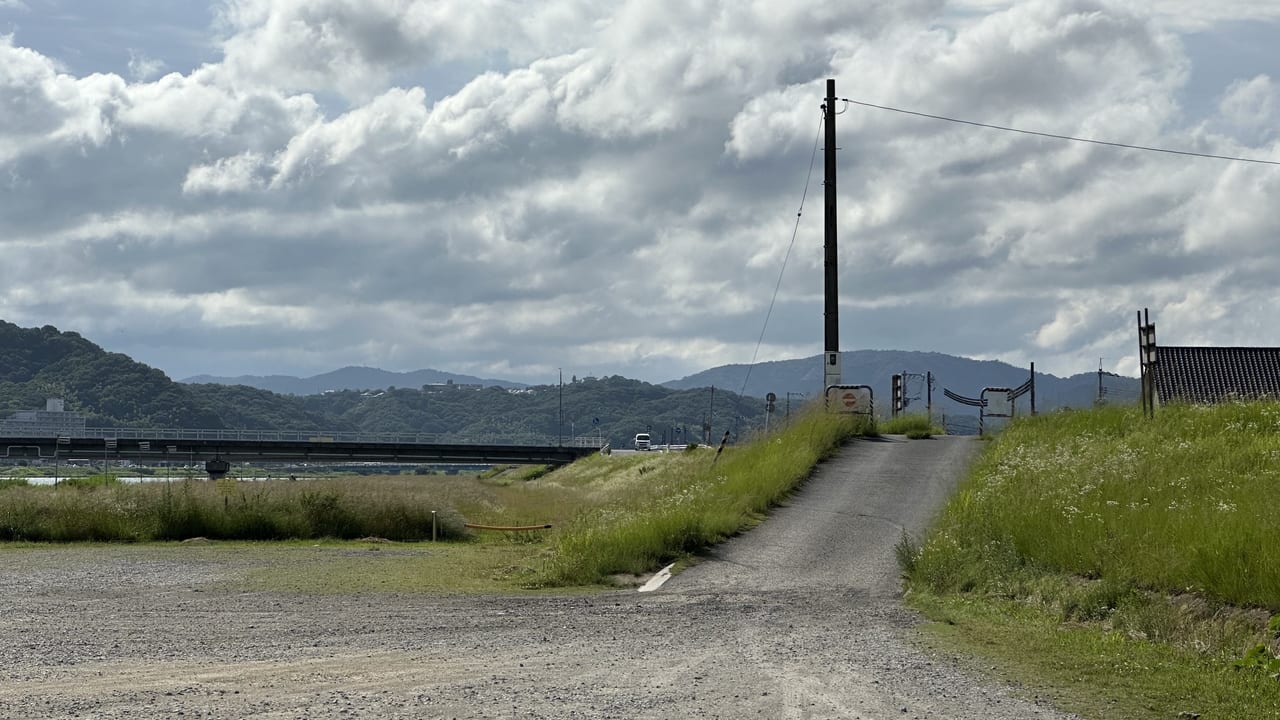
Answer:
top-left (902, 402), bottom-right (1280, 719)
top-left (541, 407), bottom-right (873, 584)
top-left (0, 406), bottom-right (873, 591)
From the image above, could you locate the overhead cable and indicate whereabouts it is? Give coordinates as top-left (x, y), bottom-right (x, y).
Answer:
top-left (843, 98), bottom-right (1280, 166)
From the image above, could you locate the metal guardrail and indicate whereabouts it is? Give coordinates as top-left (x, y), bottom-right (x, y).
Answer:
top-left (3, 427), bottom-right (608, 449)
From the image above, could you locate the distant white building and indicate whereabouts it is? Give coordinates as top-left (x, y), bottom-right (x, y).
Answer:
top-left (423, 380), bottom-right (484, 393)
top-left (0, 399), bottom-right (86, 437)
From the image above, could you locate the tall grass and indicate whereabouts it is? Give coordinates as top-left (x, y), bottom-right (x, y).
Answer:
top-left (878, 413), bottom-right (944, 438)
top-left (909, 402), bottom-right (1280, 611)
top-left (539, 408), bottom-right (873, 585)
top-left (0, 477), bottom-right (467, 542)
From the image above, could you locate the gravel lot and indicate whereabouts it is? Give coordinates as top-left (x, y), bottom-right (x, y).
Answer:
top-left (1, 436), bottom-right (1079, 719)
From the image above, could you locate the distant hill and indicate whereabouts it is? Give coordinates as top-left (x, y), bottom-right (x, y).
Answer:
top-left (292, 376), bottom-right (765, 448)
top-left (665, 350), bottom-right (1140, 431)
top-left (181, 366), bottom-right (526, 395)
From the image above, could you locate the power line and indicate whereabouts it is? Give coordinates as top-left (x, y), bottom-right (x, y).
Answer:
top-left (842, 98), bottom-right (1280, 166)
top-left (738, 113), bottom-right (825, 399)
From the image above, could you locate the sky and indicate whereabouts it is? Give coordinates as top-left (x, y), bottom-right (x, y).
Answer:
top-left (2, 0), bottom-right (1279, 386)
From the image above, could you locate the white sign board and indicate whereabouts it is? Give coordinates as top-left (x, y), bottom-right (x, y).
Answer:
top-left (823, 352), bottom-right (842, 394)
top-left (981, 387), bottom-right (1014, 418)
top-left (826, 385), bottom-right (873, 415)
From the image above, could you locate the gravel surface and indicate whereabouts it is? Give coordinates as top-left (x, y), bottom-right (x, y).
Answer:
top-left (0, 436), bottom-right (1080, 719)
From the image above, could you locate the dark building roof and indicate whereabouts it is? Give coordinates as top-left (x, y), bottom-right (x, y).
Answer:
top-left (1152, 346), bottom-right (1280, 405)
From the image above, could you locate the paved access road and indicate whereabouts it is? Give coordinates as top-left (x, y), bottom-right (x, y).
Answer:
top-left (0, 436), bottom-right (1077, 719)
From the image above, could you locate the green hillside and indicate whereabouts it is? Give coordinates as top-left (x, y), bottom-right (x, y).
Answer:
top-left (0, 321), bottom-right (224, 428)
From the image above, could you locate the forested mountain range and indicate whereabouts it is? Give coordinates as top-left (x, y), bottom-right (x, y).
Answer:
top-left (2, 321), bottom-right (1139, 443)
top-left (182, 348), bottom-right (1137, 416)
top-left (0, 321), bottom-right (763, 446)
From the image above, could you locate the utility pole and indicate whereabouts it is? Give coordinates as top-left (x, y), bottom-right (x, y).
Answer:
top-left (1138, 310), bottom-right (1157, 418)
top-left (822, 78), bottom-right (841, 392)
top-left (558, 368), bottom-right (563, 446)
top-left (707, 385), bottom-right (715, 444)
top-left (926, 371), bottom-right (933, 423)
top-left (1030, 361), bottom-right (1037, 415)
top-left (1097, 358), bottom-right (1104, 404)
top-left (786, 391), bottom-right (805, 420)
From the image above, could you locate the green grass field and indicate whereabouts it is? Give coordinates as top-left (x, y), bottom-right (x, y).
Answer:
top-left (904, 402), bottom-right (1280, 718)
top-left (908, 402), bottom-right (1280, 609)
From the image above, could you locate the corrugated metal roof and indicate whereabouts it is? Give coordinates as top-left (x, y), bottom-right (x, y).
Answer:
top-left (1151, 346), bottom-right (1280, 404)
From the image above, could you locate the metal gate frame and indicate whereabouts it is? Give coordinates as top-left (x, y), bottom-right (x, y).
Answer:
top-left (825, 384), bottom-right (874, 416)
top-left (979, 387), bottom-right (1014, 435)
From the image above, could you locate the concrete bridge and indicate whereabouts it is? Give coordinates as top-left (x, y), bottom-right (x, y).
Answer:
top-left (1, 428), bottom-right (606, 471)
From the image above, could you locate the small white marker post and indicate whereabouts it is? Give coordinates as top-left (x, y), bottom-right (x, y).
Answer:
top-left (431, 510), bottom-right (437, 542)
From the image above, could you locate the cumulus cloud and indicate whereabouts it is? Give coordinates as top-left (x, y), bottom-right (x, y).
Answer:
top-left (183, 152), bottom-right (270, 194)
top-left (127, 50), bottom-right (167, 82)
top-left (213, 0), bottom-right (607, 101)
top-left (0, 36), bottom-right (124, 161)
top-left (1, 0), bottom-right (1279, 386)
top-left (1216, 75), bottom-right (1279, 139)
top-left (952, 0), bottom-right (1280, 30)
